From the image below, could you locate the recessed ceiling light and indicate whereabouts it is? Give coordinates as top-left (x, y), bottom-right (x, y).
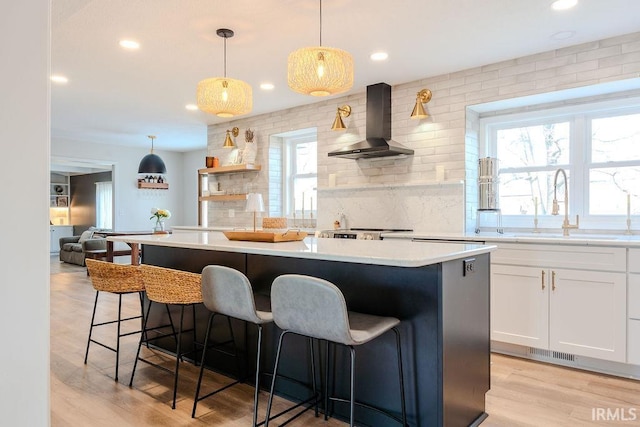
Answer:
top-left (50, 75), bottom-right (68, 84)
top-left (370, 52), bottom-right (389, 61)
top-left (551, 30), bottom-right (576, 40)
top-left (551, 0), bottom-right (578, 11)
top-left (185, 104), bottom-right (198, 111)
top-left (119, 39), bottom-right (140, 50)
top-left (260, 83), bottom-right (275, 90)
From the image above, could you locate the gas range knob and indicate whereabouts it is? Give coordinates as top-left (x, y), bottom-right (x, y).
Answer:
top-left (318, 231), bottom-right (329, 238)
top-left (362, 233), bottom-right (374, 240)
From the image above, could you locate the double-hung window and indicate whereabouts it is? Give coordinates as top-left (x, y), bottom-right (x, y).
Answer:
top-left (480, 97), bottom-right (640, 230)
top-left (268, 128), bottom-right (317, 218)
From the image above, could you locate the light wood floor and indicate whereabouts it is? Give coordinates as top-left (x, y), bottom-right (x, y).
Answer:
top-left (50, 257), bottom-right (640, 426)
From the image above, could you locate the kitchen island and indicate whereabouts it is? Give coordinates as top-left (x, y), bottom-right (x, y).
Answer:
top-left (108, 232), bottom-right (495, 427)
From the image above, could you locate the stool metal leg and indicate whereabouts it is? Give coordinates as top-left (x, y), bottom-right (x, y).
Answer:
top-left (191, 313), bottom-right (244, 419)
top-left (171, 305), bottom-right (186, 409)
top-left (192, 312), bottom-right (216, 418)
top-left (114, 294), bottom-right (123, 381)
top-left (129, 299), bottom-right (153, 387)
top-left (309, 338), bottom-right (319, 418)
top-left (264, 330), bottom-right (289, 427)
top-left (84, 291), bottom-right (100, 364)
top-left (393, 327), bottom-right (407, 427)
top-left (252, 325), bottom-right (263, 427)
top-left (191, 304), bottom-right (198, 365)
top-left (324, 340), bottom-right (330, 421)
top-left (348, 346), bottom-right (356, 427)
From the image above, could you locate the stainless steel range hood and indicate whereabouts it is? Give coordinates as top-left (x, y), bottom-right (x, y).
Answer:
top-left (328, 83), bottom-right (414, 160)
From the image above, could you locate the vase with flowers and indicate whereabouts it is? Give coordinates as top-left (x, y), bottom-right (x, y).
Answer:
top-left (150, 208), bottom-right (171, 233)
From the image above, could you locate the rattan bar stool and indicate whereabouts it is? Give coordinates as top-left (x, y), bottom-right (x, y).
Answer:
top-left (129, 264), bottom-right (203, 410)
top-left (266, 274), bottom-right (407, 427)
top-left (192, 265), bottom-right (273, 425)
top-left (84, 259), bottom-right (145, 382)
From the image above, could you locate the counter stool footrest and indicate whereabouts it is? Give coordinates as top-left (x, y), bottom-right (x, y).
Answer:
top-left (194, 378), bottom-right (241, 403)
top-left (134, 355), bottom-right (175, 375)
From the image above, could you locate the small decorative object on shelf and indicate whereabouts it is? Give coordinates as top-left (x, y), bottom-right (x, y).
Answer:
top-left (242, 128), bottom-right (257, 165)
top-left (150, 207), bottom-right (171, 233)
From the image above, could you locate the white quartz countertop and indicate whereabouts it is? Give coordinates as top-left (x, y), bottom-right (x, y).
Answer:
top-left (107, 232), bottom-right (495, 268)
top-left (383, 231), bottom-right (640, 247)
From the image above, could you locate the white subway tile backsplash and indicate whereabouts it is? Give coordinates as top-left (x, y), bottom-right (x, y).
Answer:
top-left (576, 45), bottom-right (621, 62)
top-left (622, 40), bottom-right (640, 54)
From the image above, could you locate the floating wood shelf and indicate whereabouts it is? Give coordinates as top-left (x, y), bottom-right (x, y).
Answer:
top-left (198, 164), bottom-right (261, 175)
top-left (199, 194), bottom-right (248, 202)
top-left (138, 182), bottom-right (169, 189)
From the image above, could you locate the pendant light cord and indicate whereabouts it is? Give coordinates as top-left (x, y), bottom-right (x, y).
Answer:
top-left (223, 36), bottom-right (227, 78)
top-left (319, 0), bottom-right (322, 46)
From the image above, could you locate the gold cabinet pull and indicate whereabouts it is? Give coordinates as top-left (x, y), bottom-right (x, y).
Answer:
top-left (541, 270), bottom-right (546, 290)
top-left (552, 270), bottom-right (556, 291)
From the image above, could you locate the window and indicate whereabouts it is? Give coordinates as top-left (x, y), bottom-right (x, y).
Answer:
top-left (95, 181), bottom-right (113, 229)
top-left (268, 128), bottom-right (317, 218)
top-left (481, 97), bottom-right (640, 230)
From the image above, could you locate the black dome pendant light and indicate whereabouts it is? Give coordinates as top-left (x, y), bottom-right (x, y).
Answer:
top-left (138, 135), bottom-right (167, 174)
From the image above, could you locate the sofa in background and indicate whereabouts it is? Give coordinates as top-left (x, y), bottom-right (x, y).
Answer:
top-left (59, 229), bottom-right (106, 266)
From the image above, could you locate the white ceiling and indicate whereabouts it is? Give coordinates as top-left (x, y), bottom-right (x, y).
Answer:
top-left (51, 0), bottom-right (640, 152)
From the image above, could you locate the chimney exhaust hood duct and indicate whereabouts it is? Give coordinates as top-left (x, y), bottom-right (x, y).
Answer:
top-left (328, 82), bottom-right (414, 160)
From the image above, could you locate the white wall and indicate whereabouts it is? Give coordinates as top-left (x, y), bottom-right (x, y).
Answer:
top-left (0, 1), bottom-right (50, 425)
top-left (182, 148), bottom-right (208, 225)
top-left (52, 138), bottom-right (188, 230)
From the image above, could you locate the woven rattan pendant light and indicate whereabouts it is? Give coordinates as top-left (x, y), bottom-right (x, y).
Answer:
top-left (197, 28), bottom-right (252, 118)
top-left (287, 0), bottom-right (353, 96)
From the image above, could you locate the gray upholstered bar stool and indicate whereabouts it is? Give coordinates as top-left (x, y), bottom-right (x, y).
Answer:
top-left (84, 259), bottom-right (145, 382)
top-left (192, 265), bottom-right (273, 425)
top-left (266, 274), bottom-right (407, 427)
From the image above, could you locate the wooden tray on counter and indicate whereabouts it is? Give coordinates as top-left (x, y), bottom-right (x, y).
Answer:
top-left (223, 230), bottom-right (308, 243)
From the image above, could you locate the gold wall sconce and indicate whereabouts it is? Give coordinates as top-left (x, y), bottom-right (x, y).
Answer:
top-left (223, 126), bottom-right (239, 148)
top-left (331, 105), bottom-right (351, 131)
top-left (410, 89), bottom-right (433, 119)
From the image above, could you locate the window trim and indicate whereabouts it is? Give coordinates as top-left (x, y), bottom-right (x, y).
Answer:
top-left (479, 95), bottom-right (640, 231)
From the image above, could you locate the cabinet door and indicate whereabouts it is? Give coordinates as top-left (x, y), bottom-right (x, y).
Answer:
top-left (50, 226), bottom-right (73, 253)
top-left (491, 264), bottom-right (549, 348)
top-left (50, 227), bottom-right (62, 252)
top-left (549, 269), bottom-right (626, 362)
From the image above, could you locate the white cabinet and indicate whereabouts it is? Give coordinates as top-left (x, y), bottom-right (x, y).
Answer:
top-left (549, 268), bottom-right (625, 361)
top-left (491, 243), bottom-right (627, 363)
top-left (491, 265), bottom-right (548, 348)
top-left (627, 249), bottom-right (640, 364)
top-left (50, 225), bottom-right (73, 253)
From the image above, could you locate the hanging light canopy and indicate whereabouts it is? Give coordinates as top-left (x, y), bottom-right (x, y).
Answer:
top-left (197, 28), bottom-right (252, 118)
top-left (287, 0), bottom-right (353, 96)
top-left (138, 135), bottom-right (167, 174)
